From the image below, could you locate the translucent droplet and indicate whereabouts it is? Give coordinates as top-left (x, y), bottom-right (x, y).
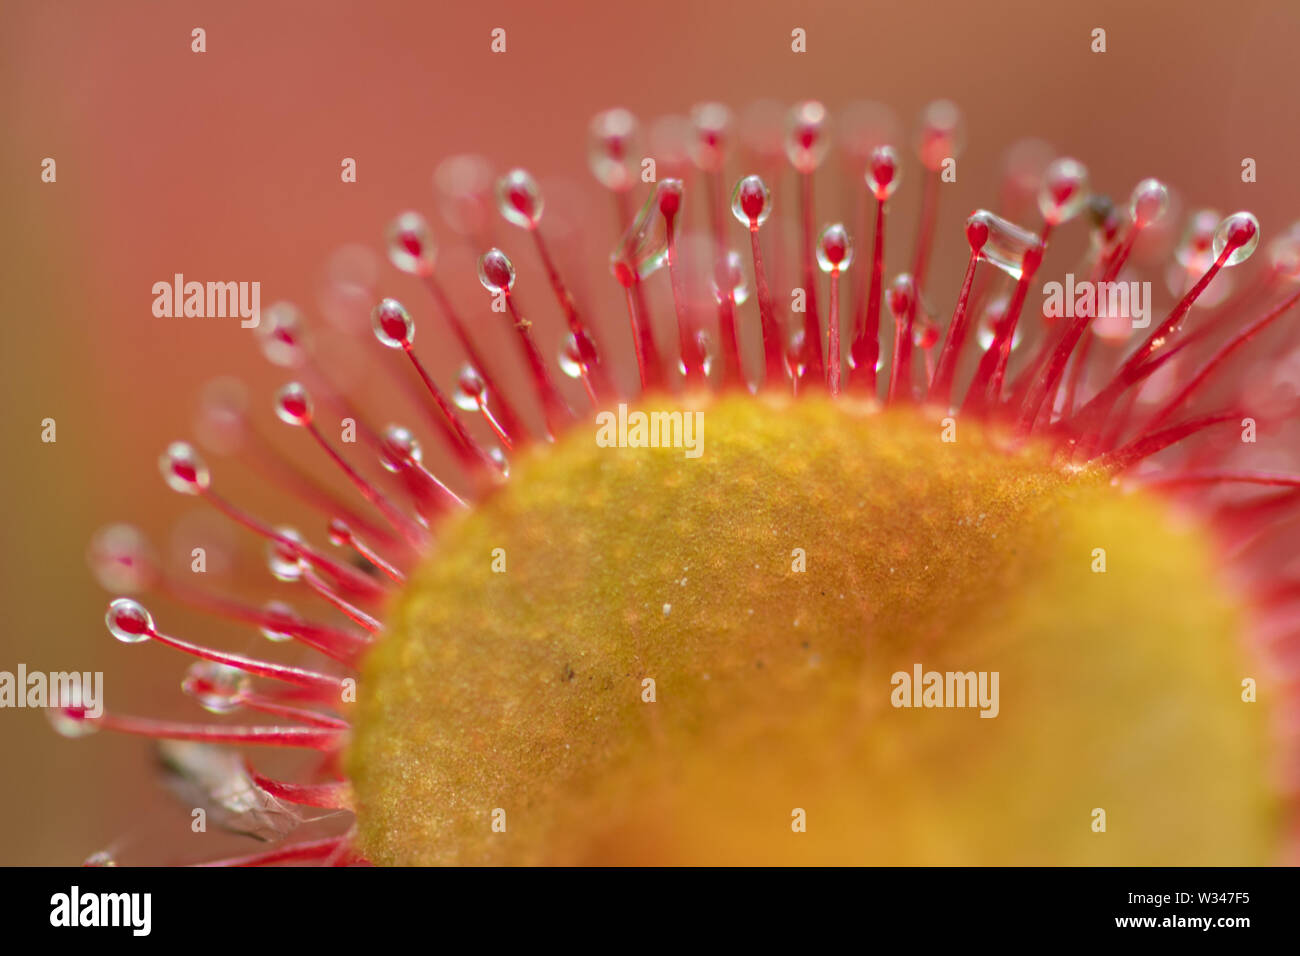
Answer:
top-left (785, 328), bottom-right (808, 380)
top-left (1129, 178), bottom-right (1170, 228)
top-left (47, 704), bottom-right (99, 738)
top-left (689, 102), bottom-right (732, 172)
top-left (785, 100), bottom-right (831, 174)
top-left (260, 600), bottom-right (300, 642)
top-left (257, 301), bottom-right (308, 368)
top-left (650, 114), bottom-right (693, 178)
top-left (159, 441), bottom-right (210, 495)
top-left (268, 527), bottom-right (305, 582)
top-left (372, 297), bottom-right (414, 349)
top-left (380, 425), bottom-right (422, 473)
top-left (489, 447), bottom-right (509, 478)
top-left (816, 223), bottom-right (854, 273)
top-left (1267, 222), bottom-right (1300, 281)
top-left (1211, 211), bottom-right (1261, 266)
top-left (87, 523), bottom-right (156, 593)
top-left (558, 334), bottom-right (585, 378)
top-left (694, 329), bottom-right (714, 377)
top-left (914, 315), bottom-right (940, 349)
top-left (1171, 209), bottom-right (1221, 273)
top-left (446, 365), bottom-right (484, 411)
top-left (610, 189), bottom-right (669, 285)
top-left (866, 145), bottom-right (901, 201)
top-left (496, 169), bottom-right (544, 230)
top-left (478, 249), bottom-right (516, 292)
top-left (839, 101), bottom-right (902, 166)
top-left (1001, 138), bottom-right (1054, 204)
top-left (656, 178), bottom-right (684, 221)
top-left (915, 100), bottom-right (964, 171)
top-left (588, 108), bottom-right (639, 191)
top-left (976, 296), bottom-right (1023, 351)
top-left (431, 155), bottom-right (492, 241)
top-left (730, 174), bottom-right (772, 228)
top-left (194, 376), bottom-right (249, 455)
top-left (182, 661), bottom-right (247, 714)
top-left (83, 852), bottom-right (117, 866)
top-left (327, 519), bottom-right (352, 547)
top-left (1038, 158), bottom-right (1090, 226)
top-left (887, 274), bottom-right (917, 322)
top-left (712, 250), bottom-right (751, 305)
top-left (966, 210), bottom-right (1043, 280)
top-left (106, 597), bottom-right (154, 643)
top-left (274, 382), bottom-right (313, 427)
top-left (386, 211), bottom-right (437, 276)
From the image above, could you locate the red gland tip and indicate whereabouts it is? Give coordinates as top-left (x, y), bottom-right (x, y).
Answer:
top-left (496, 169), bottom-right (544, 230)
top-left (478, 248), bottom-right (516, 293)
top-left (160, 441), bottom-right (211, 495)
top-left (867, 145), bottom-right (901, 201)
top-left (386, 211), bottom-right (437, 277)
top-left (106, 597), bottom-right (155, 643)
top-left (731, 174), bottom-right (771, 229)
top-left (274, 382), bottom-right (314, 427)
top-left (371, 297), bottom-right (415, 349)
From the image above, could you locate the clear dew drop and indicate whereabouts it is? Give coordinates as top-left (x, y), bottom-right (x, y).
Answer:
top-left (372, 297), bottom-right (415, 349)
top-left (1038, 158), bottom-right (1090, 225)
top-left (839, 100), bottom-right (902, 166)
top-left (695, 330), bottom-right (714, 377)
top-left (454, 364), bottom-right (488, 409)
top-left (83, 852), bottom-right (117, 866)
top-left (915, 99), bottom-right (965, 171)
top-left (558, 334), bottom-right (585, 379)
top-left (887, 273), bottom-right (917, 322)
top-left (268, 527), bottom-right (306, 582)
top-left (257, 301), bottom-right (309, 368)
top-left (712, 250), bottom-right (751, 305)
top-left (434, 153), bottom-right (495, 238)
top-left (478, 248), bottom-right (516, 292)
top-left (588, 108), bottom-right (639, 191)
top-left (1267, 222), bottom-right (1300, 281)
top-left (386, 211), bottom-right (437, 276)
top-left (1211, 211), bottom-right (1261, 266)
top-left (87, 523), bottom-right (156, 593)
top-left (816, 223), bottom-right (854, 273)
top-left (106, 597), bottom-right (154, 643)
top-left (689, 101), bottom-right (732, 172)
top-left (1129, 178), bottom-right (1170, 228)
top-left (274, 382), bottom-right (314, 427)
top-left (489, 447), bottom-right (510, 478)
top-left (182, 661), bottom-right (248, 714)
top-left (730, 174), bottom-right (772, 228)
top-left (976, 296), bottom-right (1023, 351)
top-left (159, 441), bottom-right (210, 495)
top-left (47, 704), bottom-right (99, 738)
top-left (966, 210), bottom-right (1043, 280)
top-left (610, 189), bottom-right (670, 284)
top-left (1174, 209), bottom-right (1222, 271)
top-left (194, 376), bottom-right (249, 456)
top-left (785, 100), bottom-right (831, 174)
top-left (380, 425), bottom-right (422, 473)
top-left (496, 168), bottom-right (544, 230)
top-left (260, 600), bottom-right (300, 642)
top-left (866, 145), bottom-right (901, 201)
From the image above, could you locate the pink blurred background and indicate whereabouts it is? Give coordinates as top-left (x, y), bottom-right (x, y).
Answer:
top-left (3, 0), bottom-right (1300, 864)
